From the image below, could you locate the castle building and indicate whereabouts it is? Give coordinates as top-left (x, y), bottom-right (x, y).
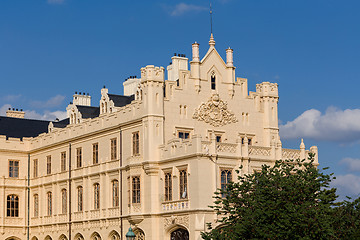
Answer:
top-left (0, 34), bottom-right (317, 240)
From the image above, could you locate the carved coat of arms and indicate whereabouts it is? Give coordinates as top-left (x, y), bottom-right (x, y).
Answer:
top-left (193, 94), bottom-right (237, 127)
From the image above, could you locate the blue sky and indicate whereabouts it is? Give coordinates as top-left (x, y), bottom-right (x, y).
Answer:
top-left (1, 0), bottom-right (360, 200)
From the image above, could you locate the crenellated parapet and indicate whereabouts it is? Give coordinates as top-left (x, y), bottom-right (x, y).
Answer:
top-left (256, 82), bottom-right (279, 99)
top-left (0, 135), bottom-right (31, 152)
top-left (141, 65), bottom-right (165, 83)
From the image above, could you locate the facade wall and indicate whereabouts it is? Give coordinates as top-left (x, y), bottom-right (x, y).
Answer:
top-left (0, 37), bottom-right (318, 240)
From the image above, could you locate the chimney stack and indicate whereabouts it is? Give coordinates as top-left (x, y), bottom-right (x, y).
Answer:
top-left (226, 47), bottom-right (234, 67)
top-left (6, 108), bottom-right (25, 118)
top-left (192, 42), bottom-right (200, 62)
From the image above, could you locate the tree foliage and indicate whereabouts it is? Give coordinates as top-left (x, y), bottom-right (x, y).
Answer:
top-left (202, 154), bottom-right (360, 239)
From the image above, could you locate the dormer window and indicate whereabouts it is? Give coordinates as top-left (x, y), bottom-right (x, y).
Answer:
top-left (211, 73), bottom-right (216, 90)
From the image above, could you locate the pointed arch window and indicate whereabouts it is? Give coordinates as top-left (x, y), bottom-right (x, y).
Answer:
top-left (7, 194), bottom-right (19, 217)
top-left (211, 73), bottom-right (216, 90)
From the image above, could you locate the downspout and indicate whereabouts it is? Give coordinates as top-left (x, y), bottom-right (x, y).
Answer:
top-left (27, 153), bottom-right (30, 240)
top-left (120, 129), bottom-right (123, 238)
top-left (68, 143), bottom-right (72, 240)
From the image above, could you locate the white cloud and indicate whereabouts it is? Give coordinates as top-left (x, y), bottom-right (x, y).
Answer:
top-left (340, 158), bottom-right (360, 172)
top-left (25, 110), bottom-right (67, 121)
top-left (0, 104), bottom-right (12, 116)
top-left (2, 94), bottom-right (21, 102)
top-left (280, 107), bottom-right (360, 143)
top-left (30, 95), bottom-right (65, 109)
top-left (47, 0), bottom-right (64, 4)
top-left (169, 3), bottom-right (208, 16)
top-left (332, 174), bottom-right (360, 200)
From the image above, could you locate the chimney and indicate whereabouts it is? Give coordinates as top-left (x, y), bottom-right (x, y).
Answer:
top-left (226, 47), bottom-right (234, 67)
top-left (6, 108), bottom-right (25, 119)
top-left (72, 92), bottom-right (91, 106)
top-left (192, 42), bottom-right (200, 62)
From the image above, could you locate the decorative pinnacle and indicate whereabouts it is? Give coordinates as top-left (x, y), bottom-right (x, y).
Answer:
top-left (300, 138), bottom-right (305, 149)
top-left (209, 33), bottom-right (215, 47)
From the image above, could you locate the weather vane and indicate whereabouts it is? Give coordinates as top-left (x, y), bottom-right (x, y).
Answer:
top-left (210, 2), bottom-right (213, 34)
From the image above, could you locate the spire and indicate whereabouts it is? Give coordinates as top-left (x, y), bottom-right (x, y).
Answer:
top-left (210, 2), bottom-right (213, 34)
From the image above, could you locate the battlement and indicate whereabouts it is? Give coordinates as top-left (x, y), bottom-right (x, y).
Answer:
top-left (256, 82), bottom-right (278, 97)
top-left (141, 65), bottom-right (165, 83)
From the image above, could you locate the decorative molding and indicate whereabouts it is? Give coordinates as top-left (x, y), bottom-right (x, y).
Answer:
top-left (164, 215), bottom-right (189, 229)
top-left (193, 94), bottom-right (237, 127)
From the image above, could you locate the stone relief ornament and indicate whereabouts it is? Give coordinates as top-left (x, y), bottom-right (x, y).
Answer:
top-left (164, 215), bottom-right (190, 229)
top-left (193, 94), bottom-right (237, 127)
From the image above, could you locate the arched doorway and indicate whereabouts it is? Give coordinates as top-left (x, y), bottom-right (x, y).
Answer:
top-left (170, 228), bottom-right (189, 240)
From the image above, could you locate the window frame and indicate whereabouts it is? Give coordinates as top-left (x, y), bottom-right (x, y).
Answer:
top-left (164, 172), bottom-right (172, 202)
top-left (34, 194), bottom-right (39, 217)
top-left (111, 138), bottom-right (117, 160)
top-left (9, 160), bottom-right (19, 178)
top-left (132, 132), bottom-right (140, 156)
top-left (61, 151), bottom-right (66, 172)
top-left (61, 189), bottom-right (67, 214)
top-left (77, 186), bottom-right (83, 212)
top-left (93, 143), bottom-right (99, 164)
top-left (76, 147), bottom-right (82, 168)
top-left (46, 156), bottom-right (51, 175)
top-left (179, 169), bottom-right (188, 199)
top-left (112, 180), bottom-right (119, 207)
top-left (6, 194), bottom-right (19, 217)
top-left (33, 159), bottom-right (38, 178)
top-left (47, 192), bottom-right (52, 216)
top-left (132, 176), bottom-right (141, 204)
top-left (94, 183), bottom-right (100, 209)
top-left (220, 169), bottom-right (233, 198)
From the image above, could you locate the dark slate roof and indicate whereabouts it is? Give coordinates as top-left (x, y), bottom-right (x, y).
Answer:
top-left (76, 106), bottom-right (100, 119)
top-left (0, 116), bottom-right (50, 139)
top-left (108, 94), bottom-right (135, 107)
top-left (53, 118), bottom-right (69, 128)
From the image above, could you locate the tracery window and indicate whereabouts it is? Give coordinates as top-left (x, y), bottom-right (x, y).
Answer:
top-left (34, 194), bottom-right (39, 217)
top-left (164, 172), bottom-right (172, 201)
top-left (61, 189), bottom-right (67, 214)
top-left (132, 176), bottom-right (140, 203)
top-left (77, 186), bottom-right (83, 211)
top-left (179, 169), bottom-right (188, 199)
top-left (221, 169), bottom-right (232, 197)
top-left (7, 194), bottom-right (19, 217)
top-left (94, 183), bottom-right (100, 209)
top-left (112, 180), bottom-right (119, 207)
top-left (47, 192), bottom-right (52, 216)
top-left (9, 160), bottom-right (19, 178)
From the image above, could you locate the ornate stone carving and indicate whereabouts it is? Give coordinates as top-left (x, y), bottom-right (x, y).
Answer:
top-left (193, 94), bottom-right (237, 127)
top-left (164, 215), bottom-right (189, 229)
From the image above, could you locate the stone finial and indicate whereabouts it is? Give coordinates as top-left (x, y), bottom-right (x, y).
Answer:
top-left (209, 33), bottom-right (215, 48)
top-left (226, 47), bottom-right (233, 67)
top-left (300, 138), bottom-right (305, 149)
top-left (192, 42), bottom-right (200, 62)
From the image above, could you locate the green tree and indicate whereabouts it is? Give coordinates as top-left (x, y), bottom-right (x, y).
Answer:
top-left (202, 154), bottom-right (339, 240)
top-left (332, 197), bottom-right (360, 239)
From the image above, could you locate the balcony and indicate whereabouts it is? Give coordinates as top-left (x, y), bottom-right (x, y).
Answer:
top-left (162, 199), bottom-right (189, 212)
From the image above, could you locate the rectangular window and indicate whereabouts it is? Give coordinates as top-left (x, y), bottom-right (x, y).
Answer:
top-left (211, 75), bottom-right (216, 90)
top-left (77, 186), bottom-right (83, 212)
top-left (216, 135), bottom-right (222, 143)
top-left (93, 143), bottom-right (99, 164)
top-left (47, 192), bottom-right (52, 216)
top-left (179, 169), bottom-right (188, 199)
top-left (112, 180), bottom-right (119, 207)
top-left (9, 160), bottom-right (19, 178)
top-left (221, 169), bottom-right (232, 198)
top-left (33, 159), bottom-right (38, 178)
top-left (164, 172), bottom-right (172, 201)
top-left (111, 138), bottom-right (117, 160)
top-left (47, 156), bottom-right (51, 175)
top-left (76, 148), bottom-right (82, 168)
top-left (132, 132), bottom-right (139, 156)
top-left (34, 194), bottom-right (39, 217)
top-left (178, 131), bottom-right (190, 139)
top-left (94, 183), bottom-right (100, 209)
top-left (61, 151), bottom-right (66, 172)
top-left (61, 189), bottom-right (67, 214)
top-left (132, 176), bottom-right (140, 203)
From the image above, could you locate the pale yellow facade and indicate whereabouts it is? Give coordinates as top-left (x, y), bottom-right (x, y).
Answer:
top-left (0, 35), bottom-right (318, 240)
